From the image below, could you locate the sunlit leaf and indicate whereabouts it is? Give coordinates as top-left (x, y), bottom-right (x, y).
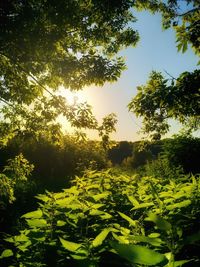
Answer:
top-left (14, 234), bottom-right (29, 242)
top-left (127, 195), bottom-right (139, 206)
top-left (92, 192), bottom-right (110, 201)
top-left (118, 212), bottom-right (138, 227)
top-left (35, 194), bottom-right (50, 202)
top-left (112, 233), bottom-right (129, 244)
top-left (26, 219), bottom-right (47, 228)
top-left (92, 228), bottom-right (111, 247)
top-left (59, 237), bottom-right (82, 252)
top-left (110, 242), bottom-right (168, 266)
top-left (57, 220), bottom-right (66, 227)
top-left (21, 209), bottom-right (43, 219)
top-left (0, 249), bottom-right (13, 258)
top-left (173, 260), bottom-right (192, 267)
top-left (128, 235), bottom-right (163, 247)
top-left (166, 200), bottom-right (191, 210)
top-left (55, 196), bottom-right (76, 207)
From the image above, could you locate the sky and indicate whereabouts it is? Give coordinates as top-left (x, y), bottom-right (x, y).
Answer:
top-left (61, 11), bottom-right (199, 142)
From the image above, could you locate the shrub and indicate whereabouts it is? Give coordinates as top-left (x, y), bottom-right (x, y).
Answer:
top-left (1, 170), bottom-right (200, 266)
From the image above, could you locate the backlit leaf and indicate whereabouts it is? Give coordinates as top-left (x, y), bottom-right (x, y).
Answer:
top-left (166, 200), bottom-right (191, 210)
top-left (118, 212), bottom-right (138, 227)
top-left (128, 235), bottom-right (163, 247)
top-left (21, 209), bottom-right (43, 219)
top-left (110, 242), bottom-right (168, 266)
top-left (0, 249), bottom-right (13, 258)
top-left (59, 237), bottom-right (82, 252)
top-left (26, 219), bottom-right (47, 228)
top-left (92, 192), bottom-right (110, 201)
top-left (92, 228), bottom-right (111, 247)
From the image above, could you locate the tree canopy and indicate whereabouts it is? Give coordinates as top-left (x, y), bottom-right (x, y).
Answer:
top-left (0, 0), bottom-right (138, 102)
top-left (134, 0), bottom-right (200, 56)
top-left (128, 70), bottom-right (200, 139)
top-left (128, 0), bottom-right (200, 139)
top-left (0, 0), bottom-right (140, 145)
top-left (0, 0), bottom-right (199, 143)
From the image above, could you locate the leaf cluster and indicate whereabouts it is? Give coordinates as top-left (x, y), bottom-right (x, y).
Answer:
top-left (0, 154), bottom-right (34, 208)
top-left (128, 70), bottom-right (200, 139)
top-left (1, 169), bottom-right (200, 266)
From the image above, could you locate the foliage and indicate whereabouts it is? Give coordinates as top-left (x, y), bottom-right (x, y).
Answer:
top-left (0, 133), bottom-right (108, 192)
top-left (143, 156), bottom-right (184, 179)
top-left (0, 0), bottom-right (139, 146)
top-left (128, 70), bottom-right (200, 139)
top-left (134, 0), bottom-right (200, 56)
top-left (0, 0), bottom-right (139, 99)
top-left (161, 135), bottom-right (200, 174)
top-left (107, 141), bottom-right (133, 165)
top-left (129, 1), bottom-right (200, 139)
top-left (0, 154), bottom-right (34, 208)
top-left (1, 169), bottom-right (200, 266)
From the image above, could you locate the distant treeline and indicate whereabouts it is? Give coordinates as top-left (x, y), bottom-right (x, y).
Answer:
top-left (1, 134), bottom-right (200, 191)
top-left (107, 136), bottom-right (200, 175)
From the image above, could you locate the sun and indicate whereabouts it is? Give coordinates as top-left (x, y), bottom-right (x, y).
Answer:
top-left (58, 86), bottom-right (87, 105)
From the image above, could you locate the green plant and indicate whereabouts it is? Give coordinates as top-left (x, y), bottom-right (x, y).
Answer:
top-left (0, 154), bottom-right (34, 208)
top-left (1, 170), bottom-right (199, 266)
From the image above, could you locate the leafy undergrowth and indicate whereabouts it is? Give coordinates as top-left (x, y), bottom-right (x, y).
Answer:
top-left (1, 169), bottom-right (200, 267)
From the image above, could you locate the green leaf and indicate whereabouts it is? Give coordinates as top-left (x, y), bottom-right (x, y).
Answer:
top-left (145, 213), bottom-right (171, 231)
top-left (89, 210), bottom-right (112, 219)
top-left (92, 192), bottom-right (110, 201)
top-left (127, 195), bottom-right (139, 206)
top-left (26, 219), bottom-right (47, 228)
top-left (131, 202), bottom-right (154, 210)
top-left (0, 249), bottom-right (13, 258)
top-left (21, 209), bottom-right (43, 219)
top-left (92, 228), bottom-right (111, 247)
top-left (55, 196), bottom-right (76, 207)
top-left (166, 200), bottom-right (191, 210)
top-left (148, 233), bottom-right (160, 238)
top-left (129, 235), bottom-right (163, 247)
top-left (14, 234), bottom-right (29, 242)
top-left (118, 212), bottom-right (138, 227)
top-left (112, 233), bottom-right (129, 244)
top-left (57, 220), bottom-right (66, 227)
top-left (173, 260), bottom-right (192, 267)
top-left (17, 241), bottom-right (32, 251)
top-left (182, 42), bottom-right (188, 53)
top-left (59, 237), bottom-right (82, 252)
top-left (35, 194), bottom-right (49, 202)
top-left (110, 242), bottom-right (168, 266)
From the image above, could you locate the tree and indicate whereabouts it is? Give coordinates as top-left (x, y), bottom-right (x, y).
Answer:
top-left (128, 70), bottom-right (200, 139)
top-left (107, 141), bottom-right (133, 165)
top-left (0, 0), bottom-right (139, 144)
top-left (134, 0), bottom-right (200, 56)
top-left (128, 0), bottom-right (200, 139)
top-left (1, 1), bottom-right (199, 143)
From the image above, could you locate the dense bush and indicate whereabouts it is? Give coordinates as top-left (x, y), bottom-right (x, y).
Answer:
top-left (161, 135), bottom-right (200, 174)
top-left (1, 170), bottom-right (199, 266)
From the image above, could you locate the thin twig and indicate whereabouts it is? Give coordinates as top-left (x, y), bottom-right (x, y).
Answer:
top-left (163, 69), bottom-right (177, 80)
top-left (177, 7), bottom-right (200, 17)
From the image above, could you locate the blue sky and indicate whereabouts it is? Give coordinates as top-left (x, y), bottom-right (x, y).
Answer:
top-left (63, 11), bottom-right (198, 141)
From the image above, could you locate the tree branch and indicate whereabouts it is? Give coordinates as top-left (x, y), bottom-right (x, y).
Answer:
top-left (177, 7), bottom-right (200, 17)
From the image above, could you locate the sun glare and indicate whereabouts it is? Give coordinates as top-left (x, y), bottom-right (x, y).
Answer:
top-left (59, 86), bottom-right (87, 105)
